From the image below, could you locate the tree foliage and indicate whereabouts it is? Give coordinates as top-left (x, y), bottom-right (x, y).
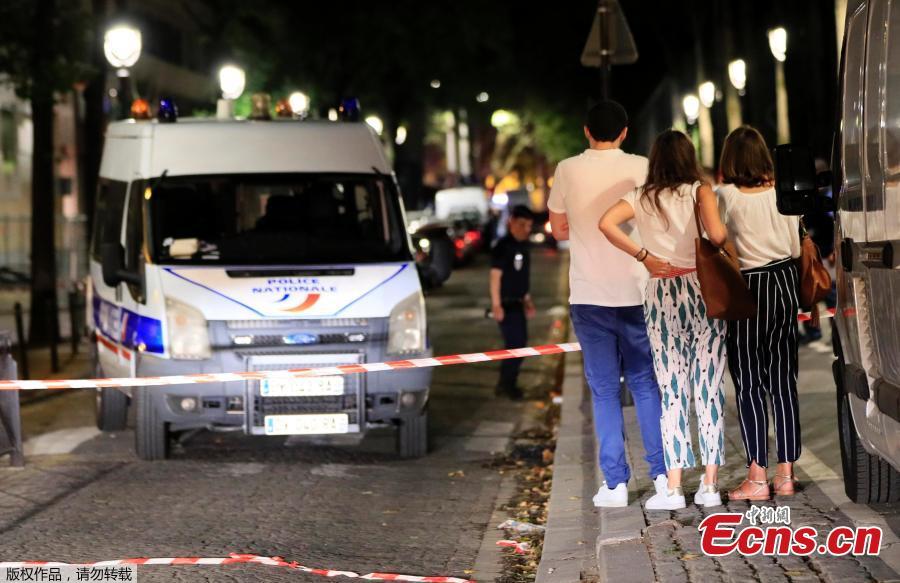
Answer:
top-left (0, 0), bottom-right (92, 97)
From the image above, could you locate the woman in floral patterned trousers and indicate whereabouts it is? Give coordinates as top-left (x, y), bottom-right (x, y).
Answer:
top-left (600, 130), bottom-right (730, 510)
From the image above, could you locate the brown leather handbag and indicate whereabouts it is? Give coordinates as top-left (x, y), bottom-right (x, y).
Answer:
top-left (693, 201), bottom-right (757, 320)
top-left (796, 220), bottom-right (832, 314)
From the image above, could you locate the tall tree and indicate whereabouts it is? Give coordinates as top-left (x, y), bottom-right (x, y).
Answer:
top-left (0, 0), bottom-right (91, 343)
top-left (29, 0), bottom-right (58, 344)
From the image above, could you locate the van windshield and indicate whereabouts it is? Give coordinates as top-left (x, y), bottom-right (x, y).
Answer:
top-left (146, 173), bottom-right (411, 265)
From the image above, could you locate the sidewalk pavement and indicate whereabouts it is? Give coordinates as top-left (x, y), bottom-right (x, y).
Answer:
top-left (538, 349), bottom-right (900, 583)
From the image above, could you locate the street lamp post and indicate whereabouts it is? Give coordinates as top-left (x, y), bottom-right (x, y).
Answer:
top-left (697, 82), bottom-right (716, 168)
top-left (103, 24), bottom-right (142, 119)
top-left (726, 59), bottom-right (746, 131)
top-left (682, 94), bottom-right (702, 154)
top-left (769, 27), bottom-right (790, 144)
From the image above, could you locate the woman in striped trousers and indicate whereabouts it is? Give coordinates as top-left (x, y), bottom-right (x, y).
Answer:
top-left (717, 127), bottom-right (802, 501)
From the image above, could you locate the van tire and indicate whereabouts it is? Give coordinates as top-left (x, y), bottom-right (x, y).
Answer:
top-left (397, 410), bottom-right (428, 459)
top-left (96, 388), bottom-right (128, 432)
top-left (135, 388), bottom-right (169, 460)
top-left (836, 361), bottom-right (900, 503)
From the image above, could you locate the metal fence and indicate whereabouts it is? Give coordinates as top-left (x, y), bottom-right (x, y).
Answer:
top-left (0, 214), bottom-right (90, 284)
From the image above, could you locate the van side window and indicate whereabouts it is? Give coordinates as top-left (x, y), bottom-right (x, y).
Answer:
top-left (840, 3), bottom-right (869, 241)
top-left (90, 179), bottom-right (128, 260)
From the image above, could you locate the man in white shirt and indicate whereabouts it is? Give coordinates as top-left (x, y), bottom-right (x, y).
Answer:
top-left (548, 101), bottom-right (666, 507)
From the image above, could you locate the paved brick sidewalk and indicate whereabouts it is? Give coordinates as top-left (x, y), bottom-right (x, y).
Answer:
top-left (602, 377), bottom-right (900, 583)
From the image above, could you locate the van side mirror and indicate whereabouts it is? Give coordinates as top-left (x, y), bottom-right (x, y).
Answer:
top-left (773, 144), bottom-right (835, 215)
top-left (100, 243), bottom-right (141, 287)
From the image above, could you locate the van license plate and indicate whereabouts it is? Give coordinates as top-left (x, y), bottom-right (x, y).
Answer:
top-left (264, 413), bottom-right (349, 436)
top-left (260, 377), bottom-right (344, 397)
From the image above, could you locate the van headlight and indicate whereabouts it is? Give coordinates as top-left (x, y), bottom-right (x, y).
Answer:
top-left (166, 297), bottom-right (211, 360)
top-left (387, 292), bottom-right (426, 356)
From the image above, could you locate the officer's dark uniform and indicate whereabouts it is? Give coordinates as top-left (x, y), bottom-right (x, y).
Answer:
top-left (491, 233), bottom-right (530, 393)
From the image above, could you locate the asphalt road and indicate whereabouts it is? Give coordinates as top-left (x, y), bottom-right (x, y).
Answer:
top-left (0, 247), bottom-right (568, 582)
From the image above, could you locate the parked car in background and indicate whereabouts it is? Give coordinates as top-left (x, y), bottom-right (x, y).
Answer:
top-left (528, 210), bottom-right (557, 249)
top-left (448, 212), bottom-right (484, 265)
top-left (407, 210), bottom-right (453, 289)
top-left (434, 186), bottom-right (489, 225)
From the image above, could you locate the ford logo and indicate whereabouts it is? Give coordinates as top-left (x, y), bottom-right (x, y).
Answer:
top-left (282, 333), bottom-right (318, 345)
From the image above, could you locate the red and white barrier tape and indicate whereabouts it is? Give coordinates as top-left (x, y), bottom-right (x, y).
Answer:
top-left (0, 553), bottom-right (473, 582)
top-left (0, 343), bottom-right (582, 391)
top-left (797, 306), bottom-right (837, 322)
top-left (0, 307), bottom-right (839, 391)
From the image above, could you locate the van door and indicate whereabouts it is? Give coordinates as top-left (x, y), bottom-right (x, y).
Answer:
top-left (116, 183), bottom-right (147, 370)
top-left (866, 0), bottom-right (900, 459)
top-left (836, 1), bottom-right (869, 377)
top-left (90, 179), bottom-right (129, 377)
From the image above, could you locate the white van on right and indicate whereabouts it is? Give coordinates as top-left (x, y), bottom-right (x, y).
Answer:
top-left (776, 0), bottom-right (900, 504)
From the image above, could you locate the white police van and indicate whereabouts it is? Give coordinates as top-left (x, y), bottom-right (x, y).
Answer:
top-left (88, 109), bottom-right (430, 460)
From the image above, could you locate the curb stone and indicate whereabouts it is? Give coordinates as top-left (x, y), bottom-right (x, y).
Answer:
top-left (535, 342), bottom-right (600, 582)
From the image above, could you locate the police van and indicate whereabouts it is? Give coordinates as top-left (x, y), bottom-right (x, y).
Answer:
top-left (775, 0), bottom-right (900, 503)
top-left (88, 105), bottom-right (431, 460)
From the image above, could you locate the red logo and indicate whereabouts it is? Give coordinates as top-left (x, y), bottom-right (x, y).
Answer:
top-left (279, 293), bottom-right (321, 313)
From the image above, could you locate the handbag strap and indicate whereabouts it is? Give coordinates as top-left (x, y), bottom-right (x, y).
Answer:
top-left (691, 182), bottom-right (704, 237)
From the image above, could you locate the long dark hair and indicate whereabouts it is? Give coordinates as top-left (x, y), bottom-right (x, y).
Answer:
top-left (719, 126), bottom-right (774, 187)
top-left (640, 130), bottom-right (705, 228)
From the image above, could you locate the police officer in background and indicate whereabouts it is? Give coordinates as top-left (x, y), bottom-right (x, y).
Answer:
top-left (490, 205), bottom-right (535, 400)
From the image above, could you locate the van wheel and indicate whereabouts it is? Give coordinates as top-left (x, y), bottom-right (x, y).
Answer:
top-left (93, 360), bottom-right (128, 432)
top-left (836, 361), bottom-right (900, 503)
top-left (135, 388), bottom-right (169, 460)
top-left (96, 388), bottom-right (128, 431)
top-left (397, 410), bottom-right (428, 459)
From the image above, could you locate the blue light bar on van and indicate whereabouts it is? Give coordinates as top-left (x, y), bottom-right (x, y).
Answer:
top-left (339, 97), bottom-right (360, 122)
top-left (158, 97), bottom-right (178, 123)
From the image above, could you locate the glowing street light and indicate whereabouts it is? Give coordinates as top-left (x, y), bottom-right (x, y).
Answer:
top-left (476, 91), bottom-right (490, 103)
top-left (395, 125), bottom-right (408, 145)
top-left (728, 59), bottom-right (747, 93)
top-left (430, 79), bottom-right (441, 89)
top-left (768, 27), bottom-right (788, 62)
top-left (365, 115), bottom-right (384, 136)
top-left (104, 24), bottom-right (142, 72)
top-left (698, 81), bottom-right (716, 108)
top-left (218, 65), bottom-right (246, 100)
top-left (328, 108), bottom-right (339, 121)
top-left (490, 109), bottom-right (517, 128)
top-left (682, 94), bottom-right (700, 124)
top-left (288, 91), bottom-right (310, 117)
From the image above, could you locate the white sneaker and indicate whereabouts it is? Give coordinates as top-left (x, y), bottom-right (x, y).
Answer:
top-left (593, 481), bottom-right (628, 508)
top-left (645, 485), bottom-right (686, 510)
top-left (693, 477), bottom-right (723, 508)
top-left (653, 474), bottom-right (668, 496)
